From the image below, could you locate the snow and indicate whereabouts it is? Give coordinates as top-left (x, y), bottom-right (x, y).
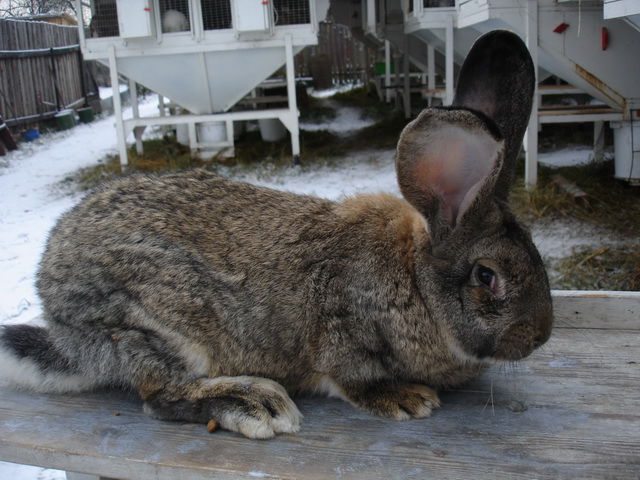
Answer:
top-left (300, 105), bottom-right (377, 135)
top-left (0, 95), bottom-right (160, 326)
top-left (538, 146), bottom-right (595, 168)
top-left (0, 463), bottom-right (65, 480)
top-left (308, 83), bottom-right (363, 99)
top-left (99, 84), bottom-right (129, 100)
top-left (221, 149), bottom-right (399, 199)
top-left (0, 96), bottom-right (620, 479)
top-left (302, 85), bottom-right (377, 134)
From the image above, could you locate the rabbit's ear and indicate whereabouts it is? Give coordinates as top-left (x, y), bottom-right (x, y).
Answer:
top-left (396, 108), bottom-right (504, 233)
top-left (452, 30), bottom-right (536, 199)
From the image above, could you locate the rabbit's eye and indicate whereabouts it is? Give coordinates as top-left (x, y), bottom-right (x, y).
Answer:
top-left (476, 265), bottom-right (497, 291)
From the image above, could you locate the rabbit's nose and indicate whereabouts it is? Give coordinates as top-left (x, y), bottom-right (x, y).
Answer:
top-left (533, 305), bottom-right (553, 349)
top-left (532, 332), bottom-right (548, 349)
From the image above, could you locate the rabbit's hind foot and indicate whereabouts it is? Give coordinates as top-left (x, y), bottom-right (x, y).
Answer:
top-left (140, 375), bottom-right (302, 439)
top-left (345, 382), bottom-right (441, 420)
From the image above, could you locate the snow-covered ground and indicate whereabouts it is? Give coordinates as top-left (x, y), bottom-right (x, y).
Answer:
top-left (539, 146), bottom-right (596, 168)
top-left (0, 94), bottom-right (622, 479)
top-left (300, 104), bottom-right (377, 134)
top-left (0, 96), bottom-right (160, 327)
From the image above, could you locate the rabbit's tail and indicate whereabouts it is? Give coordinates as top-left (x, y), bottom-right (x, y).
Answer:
top-left (0, 324), bottom-right (97, 393)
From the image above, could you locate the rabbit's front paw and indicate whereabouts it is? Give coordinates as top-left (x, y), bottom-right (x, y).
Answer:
top-left (347, 383), bottom-right (441, 420)
top-left (142, 376), bottom-right (302, 439)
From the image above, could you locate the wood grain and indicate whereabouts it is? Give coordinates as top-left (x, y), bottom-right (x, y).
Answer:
top-left (0, 18), bottom-right (85, 126)
top-left (552, 290), bottom-right (640, 330)
top-left (0, 327), bottom-right (638, 480)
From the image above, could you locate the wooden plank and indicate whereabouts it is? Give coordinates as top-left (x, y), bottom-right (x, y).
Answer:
top-left (0, 328), bottom-right (638, 480)
top-left (0, 18), bottom-right (81, 126)
top-left (552, 290), bottom-right (640, 330)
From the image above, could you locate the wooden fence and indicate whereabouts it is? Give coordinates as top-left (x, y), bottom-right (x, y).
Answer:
top-left (0, 18), bottom-right (87, 127)
top-left (296, 22), bottom-right (376, 87)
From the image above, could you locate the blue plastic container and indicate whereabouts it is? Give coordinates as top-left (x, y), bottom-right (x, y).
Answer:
top-left (23, 129), bottom-right (40, 142)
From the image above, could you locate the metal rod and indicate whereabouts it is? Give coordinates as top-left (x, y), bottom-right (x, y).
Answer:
top-left (525, 0), bottom-right (539, 189)
top-left (284, 34), bottom-right (300, 163)
top-left (124, 108), bottom-right (295, 128)
top-left (108, 45), bottom-right (128, 167)
top-left (403, 34), bottom-right (410, 118)
top-left (427, 43), bottom-right (435, 107)
top-left (445, 15), bottom-right (454, 106)
top-left (384, 40), bottom-right (391, 103)
top-left (78, 48), bottom-right (87, 104)
top-left (0, 45), bottom-right (80, 59)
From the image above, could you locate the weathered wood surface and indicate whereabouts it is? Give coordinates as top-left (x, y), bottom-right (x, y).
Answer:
top-left (0, 18), bottom-right (85, 126)
top-left (552, 290), bottom-right (640, 330)
top-left (0, 324), bottom-right (638, 480)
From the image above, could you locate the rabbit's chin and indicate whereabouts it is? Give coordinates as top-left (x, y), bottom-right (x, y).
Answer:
top-left (490, 322), bottom-right (551, 362)
top-left (446, 321), bottom-right (549, 365)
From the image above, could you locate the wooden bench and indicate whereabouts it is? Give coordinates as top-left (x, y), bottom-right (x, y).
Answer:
top-left (1, 291), bottom-right (639, 479)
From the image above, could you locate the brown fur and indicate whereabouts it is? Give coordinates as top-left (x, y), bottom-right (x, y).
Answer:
top-left (0, 31), bottom-right (552, 438)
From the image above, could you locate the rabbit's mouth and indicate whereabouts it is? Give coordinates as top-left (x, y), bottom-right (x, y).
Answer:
top-left (492, 318), bottom-right (553, 361)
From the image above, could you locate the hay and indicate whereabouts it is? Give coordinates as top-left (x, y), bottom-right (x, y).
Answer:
top-left (554, 246), bottom-right (640, 291)
top-left (512, 160), bottom-right (640, 236)
top-left (71, 136), bottom-right (210, 191)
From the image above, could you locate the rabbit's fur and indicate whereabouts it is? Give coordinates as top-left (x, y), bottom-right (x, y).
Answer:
top-left (0, 31), bottom-right (552, 438)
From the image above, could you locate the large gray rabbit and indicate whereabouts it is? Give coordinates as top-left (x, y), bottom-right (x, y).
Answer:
top-left (0, 30), bottom-right (552, 439)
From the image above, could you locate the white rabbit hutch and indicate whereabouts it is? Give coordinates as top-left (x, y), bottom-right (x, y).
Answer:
top-left (355, 0), bottom-right (640, 186)
top-left (75, 0), bottom-right (329, 164)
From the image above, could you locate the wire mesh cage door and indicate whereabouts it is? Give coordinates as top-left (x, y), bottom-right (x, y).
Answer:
top-left (201, 0), bottom-right (233, 30)
top-left (159, 0), bottom-right (192, 33)
top-left (88, 0), bottom-right (120, 37)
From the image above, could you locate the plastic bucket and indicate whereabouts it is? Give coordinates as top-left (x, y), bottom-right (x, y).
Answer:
top-left (197, 122), bottom-right (226, 144)
top-left (176, 124), bottom-right (189, 145)
top-left (611, 120), bottom-right (640, 182)
top-left (55, 109), bottom-right (76, 130)
top-left (22, 129), bottom-right (40, 142)
top-left (258, 118), bottom-right (287, 142)
top-left (77, 107), bottom-right (95, 123)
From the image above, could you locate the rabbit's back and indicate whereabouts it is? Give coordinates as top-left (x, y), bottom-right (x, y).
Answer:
top-left (2, 31), bottom-right (552, 439)
top-left (36, 170), bottom-right (418, 389)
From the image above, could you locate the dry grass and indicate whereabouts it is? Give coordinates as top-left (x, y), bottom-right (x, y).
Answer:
top-left (330, 86), bottom-right (393, 119)
top-left (554, 246), bottom-right (640, 291)
top-left (70, 136), bottom-right (215, 190)
top-left (66, 91), bottom-right (640, 291)
top-left (299, 96), bottom-right (337, 123)
top-left (228, 109), bottom-right (406, 166)
top-left (511, 160), bottom-right (640, 236)
top-left (511, 159), bottom-right (640, 290)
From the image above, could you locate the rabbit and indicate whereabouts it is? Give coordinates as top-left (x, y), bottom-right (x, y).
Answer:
top-left (162, 9), bottom-right (190, 33)
top-left (0, 30), bottom-right (552, 439)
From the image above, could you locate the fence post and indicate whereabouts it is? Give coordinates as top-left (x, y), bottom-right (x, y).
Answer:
top-left (0, 116), bottom-right (18, 151)
top-left (0, 19), bottom-right (84, 127)
top-left (49, 47), bottom-right (61, 111)
top-left (77, 48), bottom-right (87, 104)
